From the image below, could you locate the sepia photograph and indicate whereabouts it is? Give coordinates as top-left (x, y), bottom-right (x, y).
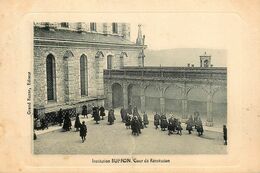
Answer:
top-left (33, 21), bottom-right (227, 155)
top-left (1, 0), bottom-right (260, 172)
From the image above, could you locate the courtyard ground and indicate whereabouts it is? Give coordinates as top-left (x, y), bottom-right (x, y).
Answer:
top-left (34, 109), bottom-right (227, 155)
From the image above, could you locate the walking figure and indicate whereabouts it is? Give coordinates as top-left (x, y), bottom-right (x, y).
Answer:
top-left (74, 113), bottom-right (81, 131)
top-left (108, 109), bottom-right (116, 125)
top-left (168, 115), bottom-right (175, 135)
top-left (154, 112), bottom-right (160, 129)
top-left (176, 119), bottom-right (183, 135)
top-left (120, 107), bottom-right (127, 122)
top-left (82, 105), bottom-right (88, 118)
top-left (99, 105), bottom-right (105, 120)
top-left (160, 114), bottom-right (168, 131)
top-left (131, 116), bottom-right (141, 136)
top-left (125, 114), bottom-right (131, 129)
top-left (63, 113), bottom-right (72, 131)
top-left (80, 121), bottom-right (87, 143)
top-left (196, 117), bottom-right (204, 136)
top-left (186, 115), bottom-right (194, 134)
top-left (223, 125), bottom-right (227, 145)
top-left (57, 108), bottom-right (63, 126)
top-left (93, 106), bottom-right (100, 124)
top-left (143, 112), bottom-right (149, 128)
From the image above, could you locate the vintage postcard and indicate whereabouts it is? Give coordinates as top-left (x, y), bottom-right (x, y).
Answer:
top-left (0, 0), bottom-right (260, 173)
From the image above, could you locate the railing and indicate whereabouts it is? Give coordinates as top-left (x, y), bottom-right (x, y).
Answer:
top-left (104, 67), bottom-right (227, 81)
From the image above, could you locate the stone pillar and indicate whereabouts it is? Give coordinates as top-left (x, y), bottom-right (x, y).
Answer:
top-left (123, 83), bottom-right (128, 108)
top-left (96, 54), bottom-right (105, 98)
top-left (159, 88), bottom-right (165, 114)
top-left (106, 87), bottom-right (113, 109)
top-left (181, 87), bottom-right (188, 121)
top-left (140, 87), bottom-right (145, 113)
top-left (206, 95), bottom-right (213, 126)
top-left (182, 99), bottom-right (188, 120)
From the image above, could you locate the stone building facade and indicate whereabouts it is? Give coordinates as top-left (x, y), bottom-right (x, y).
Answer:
top-left (33, 22), bottom-right (146, 119)
top-left (104, 58), bottom-right (227, 127)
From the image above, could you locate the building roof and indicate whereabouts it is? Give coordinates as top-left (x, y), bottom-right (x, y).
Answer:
top-left (34, 27), bottom-right (136, 45)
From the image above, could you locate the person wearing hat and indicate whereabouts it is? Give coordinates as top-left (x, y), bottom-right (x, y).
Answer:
top-left (168, 115), bottom-right (175, 135)
top-left (80, 121), bottom-right (87, 143)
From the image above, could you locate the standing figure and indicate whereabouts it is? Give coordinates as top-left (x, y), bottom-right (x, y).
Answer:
top-left (74, 113), bottom-right (81, 131)
top-left (223, 125), bottom-right (227, 145)
top-left (93, 106), bottom-right (100, 124)
top-left (99, 105), bottom-right (105, 120)
top-left (168, 115), bottom-right (175, 135)
top-left (131, 116), bottom-right (140, 136)
top-left (125, 114), bottom-right (131, 129)
top-left (120, 107), bottom-right (127, 122)
top-left (82, 105), bottom-right (88, 118)
top-left (57, 108), bottom-right (63, 126)
top-left (186, 115), bottom-right (194, 134)
top-left (160, 114), bottom-right (168, 131)
top-left (80, 121), bottom-right (87, 143)
top-left (108, 109), bottom-right (116, 125)
top-left (196, 117), bottom-right (204, 136)
top-left (127, 104), bottom-right (133, 115)
top-left (154, 112), bottom-right (160, 129)
top-left (133, 106), bottom-right (139, 117)
top-left (143, 112), bottom-right (149, 128)
top-left (176, 119), bottom-right (183, 135)
top-left (193, 112), bottom-right (199, 129)
top-left (63, 113), bottom-right (72, 131)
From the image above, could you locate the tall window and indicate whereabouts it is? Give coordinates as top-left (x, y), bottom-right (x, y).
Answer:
top-left (61, 22), bottom-right (69, 28)
top-left (90, 22), bottom-right (96, 31)
top-left (112, 23), bottom-right (118, 33)
top-left (46, 54), bottom-right (56, 101)
top-left (107, 55), bottom-right (112, 69)
top-left (80, 55), bottom-right (88, 96)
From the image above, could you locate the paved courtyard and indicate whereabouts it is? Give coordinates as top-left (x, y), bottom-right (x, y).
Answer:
top-left (34, 110), bottom-right (227, 155)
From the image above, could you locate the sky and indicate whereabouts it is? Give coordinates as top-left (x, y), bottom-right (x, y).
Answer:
top-left (125, 13), bottom-right (243, 67)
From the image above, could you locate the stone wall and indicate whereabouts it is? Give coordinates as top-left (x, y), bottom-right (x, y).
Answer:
top-left (34, 45), bottom-right (143, 109)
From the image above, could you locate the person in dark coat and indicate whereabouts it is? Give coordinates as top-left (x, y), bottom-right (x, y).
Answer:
top-left (63, 113), bottom-right (72, 131)
top-left (80, 121), bottom-right (87, 143)
top-left (74, 113), bottom-right (81, 131)
top-left (125, 114), bottom-right (131, 129)
top-left (57, 108), bottom-right (63, 126)
top-left (99, 105), bottom-right (105, 120)
top-left (168, 115), bottom-right (175, 135)
top-left (223, 125), bottom-right (227, 145)
top-left (131, 116), bottom-right (140, 136)
top-left (93, 106), bottom-right (100, 124)
top-left (186, 115), bottom-right (194, 134)
top-left (82, 105), bottom-right (88, 118)
top-left (160, 114), bottom-right (168, 131)
top-left (154, 112), bottom-right (160, 129)
top-left (120, 107), bottom-right (127, 122)
top-left (127, 104), bottom-right (133, 115)
top-left (108, 109), bottom-right (116, 125)
top-left (143, 112), bottom-right (149, 128)
top-left (176, 119), bottom-right (183, 135)
top-left (193, 111), bottom-right (199, 129)
top-left (196, 117), bottom-right (204, 136)
top-left (133, 106), bottom-right (139, 117)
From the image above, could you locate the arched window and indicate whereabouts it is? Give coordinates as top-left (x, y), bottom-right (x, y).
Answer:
top-left (107, 55), bottom-right (113, 69)
top-left (46, 54), bottom-right (56, 101)
top-left (80, 55), bottom-right (88, 96)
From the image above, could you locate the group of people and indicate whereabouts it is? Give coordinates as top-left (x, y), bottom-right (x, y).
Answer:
top-left (119, 105), bottom-right (149, 136)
